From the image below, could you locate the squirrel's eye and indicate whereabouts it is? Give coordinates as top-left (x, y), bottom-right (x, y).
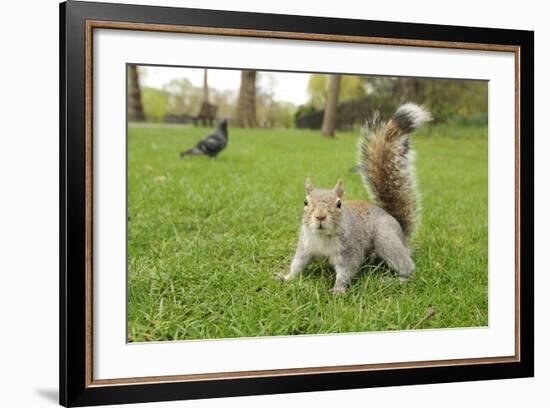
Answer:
top-left (304, 199), bottom-right (308, 206)
top-left (336, 200), bottom-right (342, 208)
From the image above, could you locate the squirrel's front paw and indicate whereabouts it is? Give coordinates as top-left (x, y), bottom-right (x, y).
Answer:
top-left (329, 286), bottom-right (346, 295)
top-left (275, 273), bottom-right (290, 282)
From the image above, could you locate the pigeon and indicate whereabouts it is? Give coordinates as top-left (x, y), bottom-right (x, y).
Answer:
top-left (180, 119), bottom-right (228, 158)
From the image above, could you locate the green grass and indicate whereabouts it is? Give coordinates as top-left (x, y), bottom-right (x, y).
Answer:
top-left (127, 124), bottom-right (488, 342)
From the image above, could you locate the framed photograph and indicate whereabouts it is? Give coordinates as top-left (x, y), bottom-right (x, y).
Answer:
top-left (60, 1), bottom-right (534, 406)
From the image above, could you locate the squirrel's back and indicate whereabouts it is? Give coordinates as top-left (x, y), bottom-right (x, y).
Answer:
top-left (357, 103), bottom-right (431, 237)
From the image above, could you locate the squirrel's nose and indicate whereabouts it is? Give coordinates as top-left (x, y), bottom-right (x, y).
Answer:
top-left (315, 213), bottom-right (327, 221)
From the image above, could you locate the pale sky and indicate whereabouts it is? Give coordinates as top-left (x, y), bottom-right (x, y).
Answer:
top-left (139, 65), bottom-right (310, 106)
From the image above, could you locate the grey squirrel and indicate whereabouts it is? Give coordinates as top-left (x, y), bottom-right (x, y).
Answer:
top-left (279, 103), bottom-right (431, 294)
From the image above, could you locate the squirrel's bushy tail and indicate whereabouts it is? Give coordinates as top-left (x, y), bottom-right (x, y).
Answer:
top-left (358, 103), bottom-right (431, 237)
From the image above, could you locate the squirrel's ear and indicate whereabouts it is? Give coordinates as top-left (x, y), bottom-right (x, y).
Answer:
top-left (334, 179), bottom-right (344, 197)
top-left (305, 177), bottom-right (314, 194)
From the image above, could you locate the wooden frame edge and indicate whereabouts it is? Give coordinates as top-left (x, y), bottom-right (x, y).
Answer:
top-left (514, 46), bottom-right (521, 360)
top-left (85, 20), bottom-right (94, 388)
top-left (87, 19), bottom-right (519, 52)
top-left (89, 356), bottom-right (519, 387)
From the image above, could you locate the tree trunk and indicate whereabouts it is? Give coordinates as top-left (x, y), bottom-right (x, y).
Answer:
top-left (321, 74), bottom-right (341, 137)
top-left (235, 70), bottom-right (257, 127)
top-left (128, 65), bottom-right (145, 121)
top-left (412, 78), bottom-right (425, 104)
top-left (203, 69), bottom-right (209, 104)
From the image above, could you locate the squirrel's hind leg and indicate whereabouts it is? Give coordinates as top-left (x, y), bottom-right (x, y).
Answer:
top-left (374, 232), bottom-right (415, 283)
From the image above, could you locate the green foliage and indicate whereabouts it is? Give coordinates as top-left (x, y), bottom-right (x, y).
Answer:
top-left (294, 104), bottom-right (318, 119)
top-left (422, 79), bottom-right (488, 123)
top-left (275, 102), bottom-right (297, 128)
top-left (210, 89), bottom-right (237, 119)
top-left (162, 78), bottom-right (201, 116)
top-left (266, 101), bottom-right (297, 128)
top-left (257, 96), bottom-right (297, 128)
top-left (140, 79), bottom-right (239, 121)
top-left (299, 76), bottom-right (488, 127)
top-left (364, 77), bottom-right (488, 123)
top-left (127, 124), bottom-right (488, 341)
top-left (255, 74), bottom-right (297, 128)
top-left (340, 75), bottom-right (367, 102)
top-left (141, 87), bottom-right (168, 122)
top-left (307, 74), bottom-right (328, 109)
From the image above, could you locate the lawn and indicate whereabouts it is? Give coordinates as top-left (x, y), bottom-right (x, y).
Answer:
top-left (127, 123), bottom-right (488, 342)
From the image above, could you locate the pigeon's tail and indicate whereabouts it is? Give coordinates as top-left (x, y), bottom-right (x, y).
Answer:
top-left (180, 146), bottom-right (203, 158)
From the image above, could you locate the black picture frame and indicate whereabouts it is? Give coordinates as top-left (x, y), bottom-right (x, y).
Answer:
top-left (60, 1), bottom-right (534, 406)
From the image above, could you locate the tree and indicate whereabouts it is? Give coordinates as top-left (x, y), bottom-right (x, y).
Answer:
top-left (321, 75), bottom-right (341, 137)
top-left (202, 69), bottom-right (209, 104)
top-left (128, 65), bottom-right (145, 121)
top-left (196, 68), bottom-right (218, 126)
top-left (308, 74), bottom-right (366, 109)
top-left (234, 70), bottom-right (258, 127)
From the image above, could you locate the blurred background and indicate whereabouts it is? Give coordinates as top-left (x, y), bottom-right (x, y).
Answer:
top-left (127, 65), bottom-right (488, 134)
